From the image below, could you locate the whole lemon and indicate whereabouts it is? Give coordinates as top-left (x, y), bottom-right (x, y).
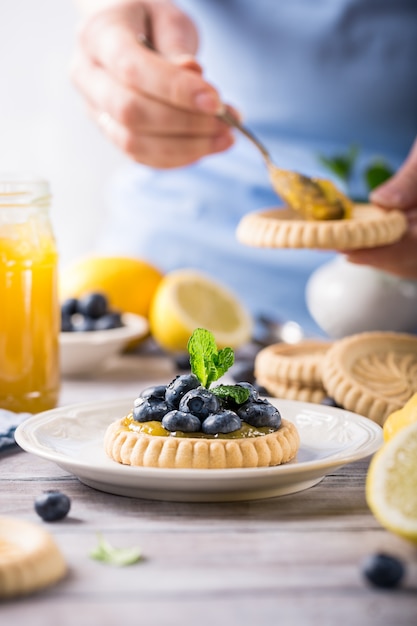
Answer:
top-left (60, 255), bottom-right (163, 318)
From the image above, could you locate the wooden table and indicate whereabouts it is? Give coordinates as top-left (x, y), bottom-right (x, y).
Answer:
top-left (1, 353), bottom-right (416, 625)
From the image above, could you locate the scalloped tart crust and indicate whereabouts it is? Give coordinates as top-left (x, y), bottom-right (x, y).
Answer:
top-left (104, 418), bottom-right (300, 469)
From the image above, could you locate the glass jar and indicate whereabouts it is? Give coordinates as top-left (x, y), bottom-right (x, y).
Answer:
top-left (0, 175), bottom-right (60, 413)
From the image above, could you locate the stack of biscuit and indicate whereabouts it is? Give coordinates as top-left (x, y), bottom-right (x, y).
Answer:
top-left (254, 340), bottom-right (332, 404)
top-left (255, 331), bottom-right (417, 427)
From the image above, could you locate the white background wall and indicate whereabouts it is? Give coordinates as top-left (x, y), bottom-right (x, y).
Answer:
top-left (0, 1), bottom-right (125, 268)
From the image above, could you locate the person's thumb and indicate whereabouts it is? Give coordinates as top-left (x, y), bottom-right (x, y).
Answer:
top-left (150, 3), bottom-right (201, 69)
top-left (370, 137), bottom-right (417, 210)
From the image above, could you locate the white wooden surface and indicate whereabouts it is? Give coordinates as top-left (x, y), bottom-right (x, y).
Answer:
top-left (1, 354), bottom-right (416, 625)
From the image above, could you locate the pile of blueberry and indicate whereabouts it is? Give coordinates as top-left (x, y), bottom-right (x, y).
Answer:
top-left (61, 292), bottom-right (124, 332)
top-left (133, 373), bottom-right (281, 435)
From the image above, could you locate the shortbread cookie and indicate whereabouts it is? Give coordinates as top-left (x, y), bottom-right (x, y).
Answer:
top-left (256, 378), bottom-right (327, 404)
top-left (322, 331), bottom-right (417, 425)
top-left (236, 203), bottom-right (407, 250)
top-left (0, 517), bottom-right (67, 599)
top-left (255, 340), bottom-right (332, 386)
top-left (104, 417), bottom-right (300, 469)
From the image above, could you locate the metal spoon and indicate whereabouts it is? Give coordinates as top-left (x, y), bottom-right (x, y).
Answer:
top-left (218, 107), bottom-right (353, 220)
top-left (138, 34), bottom-right (351, 220)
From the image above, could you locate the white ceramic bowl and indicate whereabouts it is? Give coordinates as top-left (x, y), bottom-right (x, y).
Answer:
top-left (306, 256), bottom-right (417, 338)
top-left (59, 313), bottom-right (149, 377)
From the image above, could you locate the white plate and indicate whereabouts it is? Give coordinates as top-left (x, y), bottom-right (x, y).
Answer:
top-left (15, 398), bottom-right (383, 502)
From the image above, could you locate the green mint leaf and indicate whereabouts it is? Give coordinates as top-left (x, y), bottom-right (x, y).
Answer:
top-left (212, 384), bottom-right (250, 404)
top-left (188, 328), bottom-right (217, 387)
top-left (318, 144), bottom-right (359, 183)
top-left (206, 347), bottom-right (234, 387)
top-left (187, 329), bottom-right (234, 388)
top-left (90, 534), bottom-right (142, 566)
top-left (364, 160), bottom-right (393, 191)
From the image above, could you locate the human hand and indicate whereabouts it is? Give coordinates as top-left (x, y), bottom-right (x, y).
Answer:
top-left (70, 0), bottom-right (234, 167)
top-left (346, 137), bottom-right (417, 280)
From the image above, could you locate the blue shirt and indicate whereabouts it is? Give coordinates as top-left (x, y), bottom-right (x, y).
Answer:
top-left (97, 0), bottom-right (417, 336)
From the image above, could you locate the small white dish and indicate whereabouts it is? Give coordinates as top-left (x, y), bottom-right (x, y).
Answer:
top-left (59, 313), bottom-right (149, 377)
top-left (15, 397), bottom-right (383, 502)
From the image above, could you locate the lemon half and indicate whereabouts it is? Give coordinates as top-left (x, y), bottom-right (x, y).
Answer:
top-left (366, 421), bottom-right (417, 544)
top-left (149, 269), bottom-right (253, 352)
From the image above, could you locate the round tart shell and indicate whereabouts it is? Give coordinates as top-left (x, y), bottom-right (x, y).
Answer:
top-left (236, 203), bottom-right (407, 250)
top-left (104, 418), bottom-right (300, 469)
top-left (0, 517), bottom-right (67, 599)
top-left (322, 331), bottom-right (417, 425)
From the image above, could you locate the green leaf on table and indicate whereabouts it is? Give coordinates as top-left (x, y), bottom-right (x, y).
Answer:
top-left (363, 160), bottom-right (393, 191)
top-left (90, 534), bottom-right (142, 566)
top-left (187, 328), bottom-right (234, 388)
top-left (212, 384), bottom-right (250, 404)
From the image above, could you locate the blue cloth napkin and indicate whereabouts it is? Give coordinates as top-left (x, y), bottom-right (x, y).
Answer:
top-left (0, 409), bottom-right (31, 451)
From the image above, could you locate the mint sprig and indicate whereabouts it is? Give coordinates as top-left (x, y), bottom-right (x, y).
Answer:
top-left (187, 329), bottom-right (250, 403)
top-left (211, 384), bottom-right (250, 404)
top-left (187, 328), bottom-right (234, 388)
top-left (90, 534), bottom-right (142, 566)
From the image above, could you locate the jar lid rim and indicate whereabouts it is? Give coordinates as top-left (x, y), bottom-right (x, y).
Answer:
top-left (0, 174), bottom-right (50, 205)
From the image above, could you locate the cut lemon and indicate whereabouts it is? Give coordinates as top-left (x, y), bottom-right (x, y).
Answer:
top-left (383, 392), bottom-right (417, 442)
top-left (366, 422), bottom-right (417, 544)
top-left (149, 269), bottom-right (253, 352)
top-left (60, 255), bottom-right (163, 318)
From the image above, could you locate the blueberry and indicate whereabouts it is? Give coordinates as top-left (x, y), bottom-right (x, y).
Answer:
top-left (94, 312), bottom-right (123, 330)
top-left (229, 359), bottom-right (255, 384)
top-left (61, 297), bottom-right (78, 317)
top-left (34, 490), bottom-right (71, 522)
top-left (138, 385), bottom-right (167, 401)
top-left (320, 396), bottom-right (342, 408)
top-left (162, 410), bottom-right (201, 433)
top-left (237, 399), bottom-right (281, 428)
top-left (133, 397), bottom-right (173, 422)
top-left (202, 410), bottom-right (242, 435)
top-left (61, 312), bottom-right (74, 332)
top-left (74, 315), bottom-right (96, 332)
top-left (77, 292), bottom-right (109, 319)
top-left (179, 387), bottom-right (221, 419)
top-left (173, 353), bottom-right (191, 371)
top-left (362, 553), bottom-right (405, 589)
top-left (165, 374), bottom-right (200, 408)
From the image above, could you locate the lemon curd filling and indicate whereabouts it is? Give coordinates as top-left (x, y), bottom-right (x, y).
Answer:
top-left (122, 414), bottom-right (277, 439)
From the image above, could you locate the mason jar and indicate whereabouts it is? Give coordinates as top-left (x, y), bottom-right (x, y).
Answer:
top-left (0, 174), bottom-right (60, 413)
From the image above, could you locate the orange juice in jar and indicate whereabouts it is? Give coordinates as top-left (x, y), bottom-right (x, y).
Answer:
top-left (0, 175), bottom-right (60, 413)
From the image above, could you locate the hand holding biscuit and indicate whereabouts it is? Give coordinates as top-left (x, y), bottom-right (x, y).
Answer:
top-left (347, 136), bottom-right (417, 280)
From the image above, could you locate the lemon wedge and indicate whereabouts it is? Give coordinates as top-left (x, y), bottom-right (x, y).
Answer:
top-left (149, 269), bottom-right (253, 352)
top-left (366, 422), bottom-right (417, 544)
top-left (383, 392), bottom-right (417, 442)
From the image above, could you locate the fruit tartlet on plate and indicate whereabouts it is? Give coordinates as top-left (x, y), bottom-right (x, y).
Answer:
top-left (104, 329), bottom-right (300, 469)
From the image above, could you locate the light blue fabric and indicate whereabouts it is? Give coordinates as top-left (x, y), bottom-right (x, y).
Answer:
top-left (97, 0), bottom-right (417, 337)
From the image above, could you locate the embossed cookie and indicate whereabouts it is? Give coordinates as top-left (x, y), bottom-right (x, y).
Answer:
top-left (104, 416), bottom-right (300, 469)
top-left (236, 204), bottom-right (407, 250)
top-left (322, 331), bottom-right (417, 425)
